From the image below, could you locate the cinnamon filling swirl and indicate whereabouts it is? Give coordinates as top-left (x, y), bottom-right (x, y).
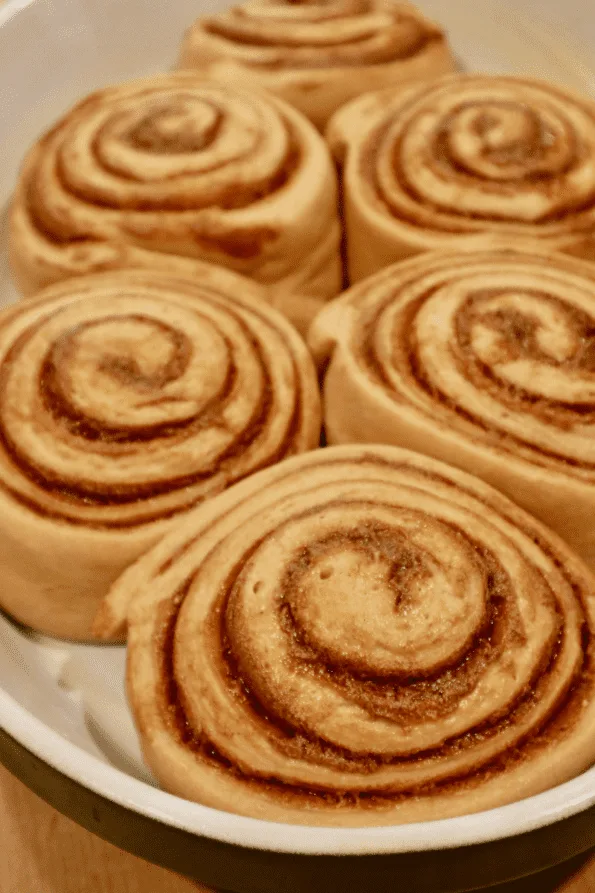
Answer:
top-left (0, 270), bottom-right (320, 527)
top-left (310, 246), bottom-right (595, 570)
top-left (0, 268), bottom-right (320, 639)
top-left (104, 447), bottom-right (595, 824)
top-left (178, 0), bottom-right (455, 129)
top-left (10, 73), bottom-right (342, 320)
top-left (330, 75), bottom-right (595, 279)
top-left (200, 0), bottom-right (442, 69)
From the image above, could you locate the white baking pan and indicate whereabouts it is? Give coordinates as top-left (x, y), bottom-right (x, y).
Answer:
top-left (1, 1), bottom-right (595, 890)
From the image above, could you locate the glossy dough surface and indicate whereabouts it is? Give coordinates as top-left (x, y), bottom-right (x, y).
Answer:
top-left (327, 75), bottom-right (595, 280)
top-left (10, 73), bottom-right (342, 332)
top-left (179, 0), bottom-right (455, 129)
top-left (99, 445), bottom-right (595, 826)
top-left (0, 268), bottom-right (320, 639)
top-left (311, 246), bottom-right (595, 569)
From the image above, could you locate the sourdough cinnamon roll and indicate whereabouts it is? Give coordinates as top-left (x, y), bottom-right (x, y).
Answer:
top-left (0, 268), bottom-right (320, 639)
top-left (9, 73), bottom-right (341, 332)
top-left (327, 75), bottom-right (595, 280)
top-left (96, 444), bottom-right (595, 826)
top-left (310, 245), bottom-right (595, 569)
top-left (178, 0), bottom-right (455, 130)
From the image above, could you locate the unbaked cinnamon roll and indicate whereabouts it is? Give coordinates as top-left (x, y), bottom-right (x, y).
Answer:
top-left (327, 75), bottom-right (595, 281)
top-left (310, 245), bottom-right (595, 569)
top-left (178, 0), bottom-right (455, 130)
top-left (96, 444), bottom-right (595, 826)
top-left (9, 73), bottom-right (341, 332)
top-left (0, 268), bottom-right (320, 640)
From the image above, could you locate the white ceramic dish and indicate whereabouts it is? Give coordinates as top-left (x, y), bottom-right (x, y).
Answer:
top-left (1, 1), bottom-right (595, 890)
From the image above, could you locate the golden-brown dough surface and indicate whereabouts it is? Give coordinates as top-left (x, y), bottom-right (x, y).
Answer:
top-left (10, 73), bottom-right (341, 332)
top-left (179, 0), bottom-right (455, 129)
top-left (0, 268), bottom-right (320, 639)
top-left (327, 75), bottom-right (595, 281)
top-left (98, 444), bottom-right (595, 826)
top-left (311, 245), bottom-right (595, 569)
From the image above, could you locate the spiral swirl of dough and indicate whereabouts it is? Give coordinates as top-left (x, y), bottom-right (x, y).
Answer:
top-left (9, 73), bottom-right (341, 329)
top-left (97, 445), bottom-right (595, 826)
top-left (0, 268), bottom-right (319, 638)
top-left (311, 245), bottom-right (595, 568)
top-left (179, 0), bottom-right (455, 128)
top-left (327, 75), bottom-right (595, 280)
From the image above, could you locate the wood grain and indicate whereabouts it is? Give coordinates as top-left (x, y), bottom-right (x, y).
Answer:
top-left (0, 764), bottom-right (208, 893)
top-left (0, 760), bottom-right (594, 893)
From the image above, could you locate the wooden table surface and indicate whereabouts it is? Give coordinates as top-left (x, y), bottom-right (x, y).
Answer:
top-left (0, 758), bottom-right (592, 893)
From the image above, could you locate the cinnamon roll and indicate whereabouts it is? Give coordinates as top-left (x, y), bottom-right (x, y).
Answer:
top-left (96, 444), bottom-right (595, 826)
top-left (327, 75), bottom-right (595, 281)
top-left (0, 268), bottom-right (320, 640)
top-left (178, 0), bottom-right (456, 130)
top-left (9, 73), bottom-right (342, 332)
top-left (310, 245), bottom-right (595, 569)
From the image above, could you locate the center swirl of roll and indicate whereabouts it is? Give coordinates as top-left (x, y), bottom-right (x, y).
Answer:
top-left (440, 102), bottom-right (572, 181)
top-left (259, 512), bottom-right (487, 679)
top-left (40, 313), bottom-right (222, 439)
top-left (126, 98), bottom-right (223, 154)
top-left (364, 77), bottom-right (595, 232)
top-left (38, 79), bottom-right (299, 217)
top-left (210, 489), bottom-right (544, 761)
top-left (0, 273), bottom-right (317, 527)
top-left (354, 252), bottom-right (595, 471)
